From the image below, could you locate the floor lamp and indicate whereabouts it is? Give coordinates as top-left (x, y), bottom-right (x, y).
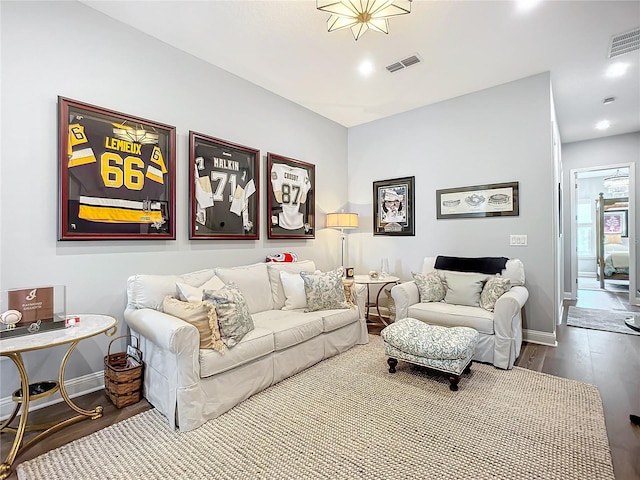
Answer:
top-left (326, 212), bottom-right (359, 271)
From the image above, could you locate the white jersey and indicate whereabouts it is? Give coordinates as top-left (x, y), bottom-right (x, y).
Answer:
top-left (271, 163), bottom-right (311, 230)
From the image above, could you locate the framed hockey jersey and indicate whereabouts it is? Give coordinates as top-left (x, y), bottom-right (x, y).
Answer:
top-left (58, 97), bottom-right (176, 240)
top-left (189, 132), bottom-right (260, 239)
top-left (267, 153), bottom-right (315, 239)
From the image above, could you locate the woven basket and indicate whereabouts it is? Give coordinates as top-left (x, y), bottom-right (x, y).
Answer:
top-left (104, 335), bottom-right (144, 408)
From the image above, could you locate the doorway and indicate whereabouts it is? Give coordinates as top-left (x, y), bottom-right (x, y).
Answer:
top-left (570, 164), bottom-right (638, 309)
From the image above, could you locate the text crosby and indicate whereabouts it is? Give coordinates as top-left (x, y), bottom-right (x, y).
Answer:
top-left (284, 172), bottom-right (299, 181)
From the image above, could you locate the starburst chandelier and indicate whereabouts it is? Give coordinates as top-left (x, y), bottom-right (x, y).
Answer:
top-left (317, 0), bottom-right (412, 41)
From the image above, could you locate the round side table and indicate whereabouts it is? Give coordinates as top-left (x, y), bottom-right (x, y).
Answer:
top-left (353, 275), bottom-right (400, 326)
top-left (0, 314), bottom-right (118, 479)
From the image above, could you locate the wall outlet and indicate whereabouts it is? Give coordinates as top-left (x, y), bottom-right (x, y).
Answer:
top-left (510, 235), bottom-right (528, 246)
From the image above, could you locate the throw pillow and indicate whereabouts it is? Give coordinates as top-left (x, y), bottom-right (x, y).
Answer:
top-left (300, 267), bottom-right (350, 312)
top-left (442, 272), bottom-right (488, 307)
top-left (412, 271), bottom-right (446, 303)
top-left (203, 283), bottom-right (254, 348)
top-left (280, 270), bottom-right (307, 310)
top-left (480, 277), bottom-right (511, 311)
top-left (384, 288), bottom-right (396, 322)
top-left (162, 296), bottom-right (225, 352)
top-left (176, 275), bottom-right (226, 303)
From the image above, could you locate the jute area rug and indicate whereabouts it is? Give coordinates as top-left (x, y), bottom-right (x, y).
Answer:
top-left (567, 306), bottom-right (640, 335)
top-left (18, 336), bottom-right (614, 480)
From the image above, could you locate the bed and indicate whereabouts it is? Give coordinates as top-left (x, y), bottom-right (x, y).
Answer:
top-left (595, 192), bottom-right (629, 288)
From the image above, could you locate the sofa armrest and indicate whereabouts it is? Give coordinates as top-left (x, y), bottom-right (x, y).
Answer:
top-left (124, 307), bottom-right (201, 388)
top-left (492, 285), bottom-right (529, 369)
top-left (390, 281), bottom-right (420, 320)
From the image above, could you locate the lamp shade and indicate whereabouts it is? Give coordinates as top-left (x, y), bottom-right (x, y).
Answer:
top-left (326, 213), bottom-right (359, 229)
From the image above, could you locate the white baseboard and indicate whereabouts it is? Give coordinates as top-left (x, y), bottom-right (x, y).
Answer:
top-left (563, 291), bottom-right (574, 301)
top-left (0, 371), bottom-right (104, 421)
top-left (522, 329), bottom-right (557, 347)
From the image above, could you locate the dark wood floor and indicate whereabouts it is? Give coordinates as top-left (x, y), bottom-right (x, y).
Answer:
top-left (2, 289), bottom-right (639, 480)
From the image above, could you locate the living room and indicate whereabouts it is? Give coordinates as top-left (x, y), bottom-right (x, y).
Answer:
top-left (1, 1), bottom-right (639, 479)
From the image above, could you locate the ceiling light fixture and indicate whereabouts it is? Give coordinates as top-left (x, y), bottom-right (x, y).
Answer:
top-left (603, 169), bottom-right (629, 196)
top-left (359, 60), bottom-right (374, 76)
top-left (606, 62), bottom-right (629, 78)
top-left (317, 0), bottom-right (412, 41)
top-left (595, 120), bottom-right (611, 130)
top-left (603, 97), bottom-right (616, 104)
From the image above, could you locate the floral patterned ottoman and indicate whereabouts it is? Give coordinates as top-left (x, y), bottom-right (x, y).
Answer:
top-left (381, 318), bottom-right (479, 391)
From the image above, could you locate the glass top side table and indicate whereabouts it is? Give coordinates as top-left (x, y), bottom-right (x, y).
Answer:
top-left (0, 314), bottom-right (118, 480)
top-left (353, 275), bottom-right (400, 326)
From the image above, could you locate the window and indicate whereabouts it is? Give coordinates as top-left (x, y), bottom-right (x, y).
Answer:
top-left (576, 203), bottom-right (593, 256)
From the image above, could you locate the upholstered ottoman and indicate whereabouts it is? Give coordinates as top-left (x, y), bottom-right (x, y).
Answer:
top-left (381, 318), bottom-right (479, 391)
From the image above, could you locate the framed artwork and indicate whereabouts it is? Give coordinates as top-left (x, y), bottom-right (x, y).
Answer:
top-left (373, 176), bottom-right (415, 236)
top-left (58, 97), bottom-right (176, 240)
top-left (189, 132), bottom-right (260, 239)
top-left (436, 181), bottom-right (519, 219)
top-left (603, 210), bottom-right (628, 236)
top-left (267, 153), bottom-right (315, 239)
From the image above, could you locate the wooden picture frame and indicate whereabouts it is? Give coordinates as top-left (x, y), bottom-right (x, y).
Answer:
top-left (436, 181), bottom-right (519, 219)
top-left (373, 176), bottom-right (415, 236)
top-left (603, 210), bottom-right (628, 237)
top-left (189, 132), bottom-right (260, 239)
top-left (267, 153), bottom-right (315, 239)
top-left (58, 97), bottom-right (176, 240)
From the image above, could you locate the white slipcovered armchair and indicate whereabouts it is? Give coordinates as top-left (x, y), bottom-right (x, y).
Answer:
top-left (391, 256), bottom-right (528, 369)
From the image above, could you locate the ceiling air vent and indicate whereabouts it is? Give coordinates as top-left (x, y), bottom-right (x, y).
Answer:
top-left (386, 53), bottom-right (422, 73)
top-left (608, 27), bottom-right (640, 58)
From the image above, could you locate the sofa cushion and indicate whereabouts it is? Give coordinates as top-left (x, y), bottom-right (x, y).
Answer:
top-left (203, 284), bottom-right (255, 348)
top-left (442, 271), bottom-right (488, 307)
top-left (267, 260), bottom-right (316, 310)
top-left (162, 296), bottom-right (225, 352)
top-left (176, 275), bottom-right (226, 303)
top-left (407, 302), bottom-right (494, 335)
top-left (319, 308), bottom-right (359, 333)
top-left (280, 270), bottom-right (308, 310)
top-left (412, 271), bottom-right (446, 302)
top-left (301, 267), bottom-right (350, 312)
top-left (252, 310), bottom-right (323, 350)
top-left (480, 277), bottom-right (511, 312)
top-left (199, 327), bottom-right (274, 378)
top-left (215, 263), bottom-right (274, 314)
top-left (127, 269), bottom-right (215, 311)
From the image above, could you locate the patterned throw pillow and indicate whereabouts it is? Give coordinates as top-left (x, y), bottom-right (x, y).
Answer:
top-left (162, 296), bottom-right (225, 352)
top-left (203, 283), bottom-right (254, 348)
top-left (412, 271), bottom-right (446, 303)
top-left (300, 267), bottom-right (350, 312)
top-left (480, 277), bottom-right (511, 312)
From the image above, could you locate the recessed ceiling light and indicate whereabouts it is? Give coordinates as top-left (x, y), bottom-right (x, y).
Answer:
top-left (603, 97), bottom-right (616, 105)
top-left (595, 120), bottom-right (611, 130)
top-left (359, 60), bottom-right (374, 77)
top-left (516, 0), bottom-right (541, 12)
top-left (606, 62), bottom-right (629, 77)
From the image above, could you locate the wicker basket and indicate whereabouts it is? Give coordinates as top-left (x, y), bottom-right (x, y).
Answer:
top-left (104, 335), bottom-right (144, 408)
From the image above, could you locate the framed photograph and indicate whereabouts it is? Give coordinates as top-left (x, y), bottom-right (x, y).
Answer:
top-left (373, 176), bottom-right (415, 236)
top-left (58, 97), bottom-right (176, 240)
top-left (189, 132), bottom-right (260, 239)
top-left (267, 153), bottom-right (315, 239)
top-left (604, 210), bottom-right (628, 236)
top-left (436, 181), bottom-right (519, 219)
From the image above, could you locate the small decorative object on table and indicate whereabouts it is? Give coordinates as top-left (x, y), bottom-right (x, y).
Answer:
top-left (345, 267), bottom-right (355, 279)
top-left (104, 335), bottom-right (144, 408)
top-left (369, 270), bottom-right (378, 279)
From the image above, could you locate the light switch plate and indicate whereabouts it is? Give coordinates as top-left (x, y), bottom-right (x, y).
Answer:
top-left (510, 235), bottom-right (527, 246)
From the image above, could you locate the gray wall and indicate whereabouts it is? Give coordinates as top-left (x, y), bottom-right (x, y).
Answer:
top-left (562, 132), bottom-right (640, 295)
top-left (347, 73), bottom-right (556, 336)
top-left (0, 2), bottom-right (348, 401)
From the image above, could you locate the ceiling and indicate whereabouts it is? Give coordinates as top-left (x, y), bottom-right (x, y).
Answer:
top-left (81, 0), bottom-right (640, 144)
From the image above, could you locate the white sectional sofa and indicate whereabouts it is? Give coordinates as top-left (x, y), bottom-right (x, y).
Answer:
top-left (391, 256), bottom-right (528, 370)
top-left (124, 260), bottom-right (367, 432)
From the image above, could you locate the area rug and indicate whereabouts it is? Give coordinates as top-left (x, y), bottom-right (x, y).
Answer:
top-left (17, 336), bottom-right (614, 480)
top-left (567, 306), bottom-right (640, 335)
